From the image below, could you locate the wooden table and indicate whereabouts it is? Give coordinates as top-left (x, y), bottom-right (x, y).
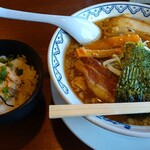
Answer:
top-left (0, 0), bottom-right (127, 149)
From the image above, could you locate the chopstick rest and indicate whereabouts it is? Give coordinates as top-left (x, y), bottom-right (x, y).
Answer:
top-left (49, 102), bottom-right (150, 119)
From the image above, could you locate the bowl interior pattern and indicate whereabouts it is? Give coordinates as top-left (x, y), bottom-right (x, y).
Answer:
top-left (48, 2), bottom-right (150, 137)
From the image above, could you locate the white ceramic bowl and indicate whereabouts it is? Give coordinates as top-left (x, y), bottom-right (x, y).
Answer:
top-left (48, 2), bottom-right (150, 138)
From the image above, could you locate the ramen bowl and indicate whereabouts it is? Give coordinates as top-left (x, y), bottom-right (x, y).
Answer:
top-left (0, 39), bottom-right (44, 123)
top-left (48, 2), bottom-right (150, 137)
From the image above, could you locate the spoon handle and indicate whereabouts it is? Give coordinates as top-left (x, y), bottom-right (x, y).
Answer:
top-left (0, 7), bottom-right (67, 25)
top-left (0, 7), bottom-right (100, 44)
top-left (49, 102), bottom-right (150, 118)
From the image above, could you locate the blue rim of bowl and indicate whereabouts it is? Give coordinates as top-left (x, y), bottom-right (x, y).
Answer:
top-left (48, 2), bottom-right (150, 137)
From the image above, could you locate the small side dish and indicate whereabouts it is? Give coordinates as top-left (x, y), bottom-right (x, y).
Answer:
top-left (0, 39), bottom-right (43, 123)
top-left (0, 55), bottom-right (38, 114)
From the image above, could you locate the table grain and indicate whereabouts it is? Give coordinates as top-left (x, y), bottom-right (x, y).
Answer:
top-left (0, 0), bottom-right (127, 149)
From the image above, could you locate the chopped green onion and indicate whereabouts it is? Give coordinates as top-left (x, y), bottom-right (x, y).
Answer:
top-left (0, 65), bottom-right (7, 83)
top-left (2, 87), bottom-right (9, 94)
top-left (0, 57), bottom-right (8, 63)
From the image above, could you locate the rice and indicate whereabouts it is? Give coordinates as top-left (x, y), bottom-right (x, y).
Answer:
top-left (0, 55), bottom-right (38, 114)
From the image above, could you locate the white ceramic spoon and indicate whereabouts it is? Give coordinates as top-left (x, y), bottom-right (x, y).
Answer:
top-left (0, 7), bottom-right (101, 45)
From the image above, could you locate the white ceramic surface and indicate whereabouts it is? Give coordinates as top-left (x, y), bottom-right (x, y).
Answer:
top-left (48, 2), bottom-right (150, 137)
top-left (0, 7), bottom-right (100, 45)
top-left (51, 81), bottom-right (150, 150)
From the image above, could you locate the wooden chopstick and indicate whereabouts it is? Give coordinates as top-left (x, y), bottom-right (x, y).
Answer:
top-left (49, 102), bottom-right (150, 119)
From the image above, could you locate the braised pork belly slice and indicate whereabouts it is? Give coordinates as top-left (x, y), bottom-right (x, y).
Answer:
top-left (75, 58), bottom-right (118, 103)
top-left (102, 15), bottom-right (150, 35)
top-left (101, 15), bottom-right (150, 47)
